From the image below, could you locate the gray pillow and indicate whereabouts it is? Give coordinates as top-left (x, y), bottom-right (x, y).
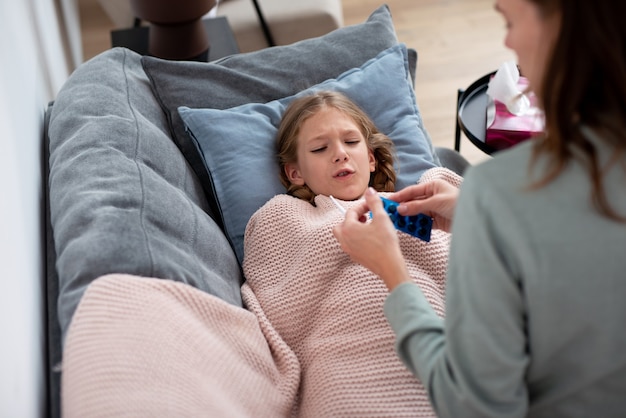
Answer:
top-left (48, 47), bottom-right (244, 345)
top-left (178, 44), bottom-right (439, 263)
top-left (142, 5), bottom-right (410, 230)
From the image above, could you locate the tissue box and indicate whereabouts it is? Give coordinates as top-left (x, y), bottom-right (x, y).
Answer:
top-left (486, 77), bottom-right (544, 151)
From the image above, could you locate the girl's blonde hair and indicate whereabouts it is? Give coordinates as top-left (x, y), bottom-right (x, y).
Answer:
top-left (277, 91), bottom-right (396, 204)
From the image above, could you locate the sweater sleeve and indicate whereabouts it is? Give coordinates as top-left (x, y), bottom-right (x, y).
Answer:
top-left (384, 166), bottom-right (530, 418)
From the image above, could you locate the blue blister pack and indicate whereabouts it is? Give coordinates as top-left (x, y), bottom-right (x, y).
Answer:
top-left (378, 196), bottom-right (433, 242)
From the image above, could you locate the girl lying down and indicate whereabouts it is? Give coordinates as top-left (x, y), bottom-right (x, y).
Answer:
top-left (60, 91), bottom-right (461, 417)
top-left (240, 91), bottom-right (461, 416)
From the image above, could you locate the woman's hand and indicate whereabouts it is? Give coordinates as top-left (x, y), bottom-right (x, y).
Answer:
top-left (387, 180), bottom-right (459, 233)
top-left (333, 188), bottom-right (411, 291)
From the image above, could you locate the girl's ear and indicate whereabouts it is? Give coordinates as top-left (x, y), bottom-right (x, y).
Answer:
top-left (285, 162), bottom-right (305, 186)
top-left (368, 149), bottom-right (376, 172)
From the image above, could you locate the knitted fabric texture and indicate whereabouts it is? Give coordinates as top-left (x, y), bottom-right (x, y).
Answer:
top-left (242, 167), bottom-right (459, 417)
top-left (62, 274), bottom-right (299, 417)
top-left (61, 167), bottom-right (461, 417)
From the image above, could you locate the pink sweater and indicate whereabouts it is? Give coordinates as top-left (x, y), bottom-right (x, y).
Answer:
top-left (61, 167), bottom-right (461, 417)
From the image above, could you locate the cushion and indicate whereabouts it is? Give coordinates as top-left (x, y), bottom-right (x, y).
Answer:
top-left (178, 44), bottom-right (440, 263)
top-left (142, 5), bottom-right (415, 229)
top-left (48, 47), bottom-right (244, 347)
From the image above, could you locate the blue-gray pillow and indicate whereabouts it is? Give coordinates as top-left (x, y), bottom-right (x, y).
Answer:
top-left (178, 44), bottom-right (440, 263)
top-left (142, 5), bottom-right (410, 228)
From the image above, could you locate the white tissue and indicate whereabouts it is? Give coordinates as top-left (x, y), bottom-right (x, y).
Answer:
top-left (486, 61), bottom-right (530, 116)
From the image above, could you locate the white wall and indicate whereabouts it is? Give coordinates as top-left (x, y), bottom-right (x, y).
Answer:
top-left (0, 0), bottom-right (78, 416)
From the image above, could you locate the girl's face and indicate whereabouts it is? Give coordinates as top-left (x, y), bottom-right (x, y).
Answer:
top-left (495, 0), bottom-right (561, 96)
top-left (284, 107), bottom-right (376, 201)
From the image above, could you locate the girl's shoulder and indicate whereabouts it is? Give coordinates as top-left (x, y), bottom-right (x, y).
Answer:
top-left (246, 194), bottom-right (311, 231)
top-left (257, 194), bottom-right (310, 213)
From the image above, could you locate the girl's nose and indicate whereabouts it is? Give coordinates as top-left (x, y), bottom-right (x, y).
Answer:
top-left (333, 144), bottom-right (348, 163)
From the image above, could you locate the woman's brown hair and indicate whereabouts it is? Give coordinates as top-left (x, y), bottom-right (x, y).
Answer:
top-left (277, 91), bottom-right (396, 204)
top-left (529, 0), bottom-right (626, 220)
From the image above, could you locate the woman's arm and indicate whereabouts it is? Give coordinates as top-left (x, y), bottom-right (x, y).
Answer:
top-left (334, 178), bottom-right (530, 417)
top-left (388, 172), bottom-right (530, 418)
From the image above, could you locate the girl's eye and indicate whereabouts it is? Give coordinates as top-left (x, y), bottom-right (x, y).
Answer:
top-left (345, 139), bottom-right (360, 145)
top-left (311, 146), bottom-right (326, 153)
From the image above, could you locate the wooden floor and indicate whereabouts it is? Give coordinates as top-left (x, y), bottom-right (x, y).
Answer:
top-left (79, 0), bottom-right (516, 164)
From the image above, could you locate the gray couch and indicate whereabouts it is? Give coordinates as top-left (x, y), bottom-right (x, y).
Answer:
top-left (45, 5), bottom-right (467, 415)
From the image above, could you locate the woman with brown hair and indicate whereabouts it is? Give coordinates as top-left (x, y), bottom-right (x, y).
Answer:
top-left (333, 0), bottom-right (626, 416)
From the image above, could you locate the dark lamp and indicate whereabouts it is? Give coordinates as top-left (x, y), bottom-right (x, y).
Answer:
top-left (129, 0), bottom-right (217, 60)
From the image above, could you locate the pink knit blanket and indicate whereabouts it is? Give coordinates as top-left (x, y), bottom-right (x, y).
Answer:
top-left (62, 167), bottom-right (461, 417)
